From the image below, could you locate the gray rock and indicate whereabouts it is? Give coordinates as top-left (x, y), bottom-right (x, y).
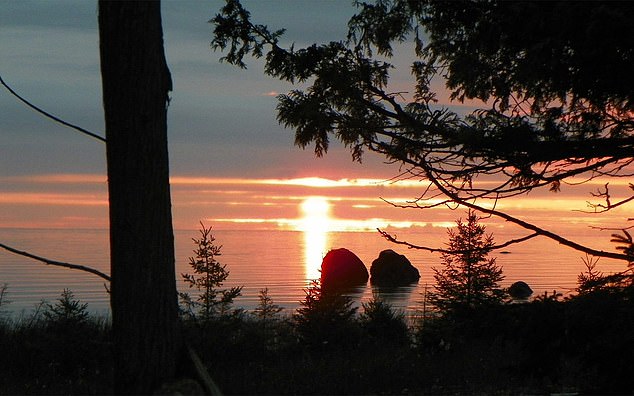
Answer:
top-left (370, 249), bottom-right (420, 287)
top-left (509, 281), bottom-right (533, 299)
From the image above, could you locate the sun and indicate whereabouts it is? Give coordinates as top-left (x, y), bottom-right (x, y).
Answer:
top-left (300, 197), bottom-right (331, 280)
top-left (301, 196), bottom-right (330, 219)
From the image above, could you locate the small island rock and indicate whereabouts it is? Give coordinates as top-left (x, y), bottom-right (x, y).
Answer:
top-left (321, 248), bottom-right (369, 289)
top-left (509, 281), bottom-right (533, 299)
top-left (370, 249), bottom-right (420, 287)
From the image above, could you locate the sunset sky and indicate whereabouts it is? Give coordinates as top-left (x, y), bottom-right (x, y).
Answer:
top-left (1, 0), bottom-right (632, 240)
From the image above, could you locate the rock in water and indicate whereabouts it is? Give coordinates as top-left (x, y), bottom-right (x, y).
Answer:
top-left (370, 249), bottom-right (420, 287)
top-left (509, 281), bottom-right (533, 299)
top-left (321, 248), bottom-right (369, 289)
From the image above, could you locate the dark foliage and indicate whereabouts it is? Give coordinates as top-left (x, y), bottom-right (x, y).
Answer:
top-left (419, 2), bottom-right (634, 112)
top-left (212, 0), bottom-right (634, 195)
top-left (2, 284), bottom-right (634, 394)
top-left (211, 0), bottom-right (634, 263)
top-left (0, 291), bottom-right (112, 395)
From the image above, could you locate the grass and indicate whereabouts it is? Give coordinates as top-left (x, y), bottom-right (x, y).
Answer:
top-left (0, 313), bottom-right (112, 394)
top-left (0, 288), bottom-right (633, 394)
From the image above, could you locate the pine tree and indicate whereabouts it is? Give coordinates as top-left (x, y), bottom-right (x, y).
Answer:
top-left (180, 222), bottom-right (242, 320)
top-left (430, 210), bottom-right (505, 315)
top-left (43, 288), bottom-right (89, 328)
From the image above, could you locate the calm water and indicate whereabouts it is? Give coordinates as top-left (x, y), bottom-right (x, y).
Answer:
top-left (0, 227), bottom-right (627, 316)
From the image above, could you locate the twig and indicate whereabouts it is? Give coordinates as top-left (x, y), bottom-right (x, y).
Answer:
top-left (576, 183), bottom-right (634, 214)
top-left (590, 224), bottom-right (634, 232)
top-left (0, 242), bottom-right (111, 282)
top-left (0, 75), bottom-right (106, 143)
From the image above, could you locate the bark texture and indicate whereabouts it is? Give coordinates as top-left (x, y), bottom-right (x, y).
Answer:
top-left (98, 2), bottom-right (181, 393)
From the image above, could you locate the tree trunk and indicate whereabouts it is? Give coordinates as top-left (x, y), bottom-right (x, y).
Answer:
top-left (98, 2), bottom-right (181, 393)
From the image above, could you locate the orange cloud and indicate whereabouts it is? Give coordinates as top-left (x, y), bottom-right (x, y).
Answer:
top-left (0, 192), bottom-right (108, 206)
top-left (2, 173), bottom-right (633, 232)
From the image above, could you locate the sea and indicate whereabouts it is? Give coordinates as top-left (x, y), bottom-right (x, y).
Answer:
top-left (0, 226), bottom-right (627, 318)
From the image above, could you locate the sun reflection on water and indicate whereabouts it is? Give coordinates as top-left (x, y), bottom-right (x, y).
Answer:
top-left (300, 197), bottom-right (331, 280)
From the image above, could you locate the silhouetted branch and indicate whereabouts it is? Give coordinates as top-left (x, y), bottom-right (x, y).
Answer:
top-left (0, 242), bottom-right (111, 282)
top-left (212, 0), bottom-right (634, 265)
top-left (378, 228), bottom-right (539, 254)
top-left (590, 223), bottom-right (634, 232)
top-left (0, 75), bottom-right (106, 143)
top-left (576, 183), bottom-right (634, 214)
top-left (422, 166), bottom-right (633, 262)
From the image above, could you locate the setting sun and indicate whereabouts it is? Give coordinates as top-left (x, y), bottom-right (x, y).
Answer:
top-left (300, 196), bottom-right (330, 219)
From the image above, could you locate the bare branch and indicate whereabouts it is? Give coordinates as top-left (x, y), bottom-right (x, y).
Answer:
top-left (372, 147), bottom-right (634, 262)
top-left (0, 75), bottom-right (106, 143)
top-left (590, 224), bottom-right (634, 232)
top-left (577, 183), bottom-right (634, 214)
top-left (424, 169), bottom-right (633, 262)
top-left (0, 242), bottom-right (111, 282)
top-left (378, 228), bottom-right (539, 254)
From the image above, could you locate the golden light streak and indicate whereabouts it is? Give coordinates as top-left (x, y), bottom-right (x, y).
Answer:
top-left (300, 197), bottom-right (331, 280)
top-left (170, 176), bottom-right (428, 188)
top-left (210, 217), bottom-right (439, 232)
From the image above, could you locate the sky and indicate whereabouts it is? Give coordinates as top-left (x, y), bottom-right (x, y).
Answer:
top-left (1, 0), bottom-right (633, 240)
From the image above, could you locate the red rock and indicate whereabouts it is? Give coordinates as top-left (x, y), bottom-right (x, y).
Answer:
top-left (320, 248), bottom-right (369, 289)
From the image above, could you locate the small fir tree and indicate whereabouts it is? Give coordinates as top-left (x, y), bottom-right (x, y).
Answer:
top-left (294, 279), bottom-right (358, 349)
top-left (253, 288), bottom-right (284, 349)
top-left (254, 287), bottom-right (283, 321)
top-left (577, 254), bottom-right (633, 294)
top-left (430, 210), bottom-right (505, 315)
top-left (43, 288), bottom-right (89, 327)
top-left (359, 297), bottom-right (409, 346)
top-left (180, 222), bottom-right (242, 320)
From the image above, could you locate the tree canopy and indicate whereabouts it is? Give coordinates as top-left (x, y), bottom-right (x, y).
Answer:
top-left (212, 0), bottom-right (634, 261)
